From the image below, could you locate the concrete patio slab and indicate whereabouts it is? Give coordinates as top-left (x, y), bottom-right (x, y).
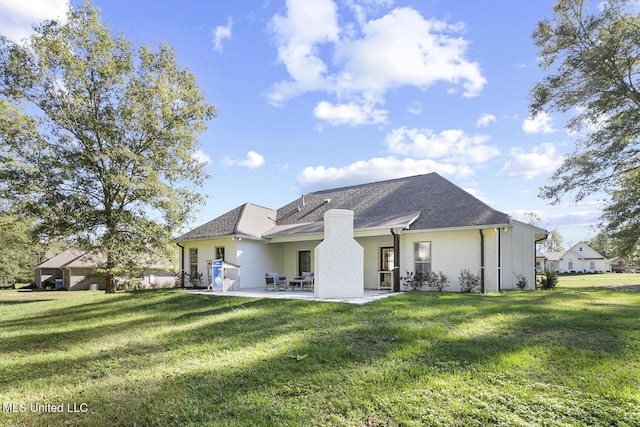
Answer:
top-left (184, 287), bottom-right (402, 305)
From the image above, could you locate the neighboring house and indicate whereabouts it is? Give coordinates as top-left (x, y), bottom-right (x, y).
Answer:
top-left (538, 242), bottom-right (609, 273)
top-left (535, 251), bottom-right (546, 273)
top-left (34, 248), bottom-right (175, 290)
top-left (175, 173), bottom-right (547, 293)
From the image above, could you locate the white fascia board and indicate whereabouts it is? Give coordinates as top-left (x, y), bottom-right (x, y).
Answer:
top-left (401, 223), bottom-right (511, 235)
top-left (174, 234), bottom-right (265, 244)
top-left (265, 233), bottom-right (325, 244)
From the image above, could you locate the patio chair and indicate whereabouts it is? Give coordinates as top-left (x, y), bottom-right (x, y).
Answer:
top-left (300, 272), bottom-right (314, 291)
top-left (265, 273), bottom-right (287, 291)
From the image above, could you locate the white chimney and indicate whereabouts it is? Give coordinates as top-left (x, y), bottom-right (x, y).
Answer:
top-left (314, 209), bottom-right (364, 299)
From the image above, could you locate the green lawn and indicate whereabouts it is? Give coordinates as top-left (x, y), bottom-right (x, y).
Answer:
top-left (557, 272), bottom-right (640, 288)
top-left (1, 278), bottom-right (639, 426)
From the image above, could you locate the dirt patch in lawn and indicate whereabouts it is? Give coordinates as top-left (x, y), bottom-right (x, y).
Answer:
top-left (602, 284), bottom-right (640, 291)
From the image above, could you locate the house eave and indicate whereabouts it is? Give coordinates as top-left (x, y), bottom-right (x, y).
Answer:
top-left (265, 233), bottom-right (325, 244)
top-left (174, 233), bottom-right (265, 244)
top-left (401, 223), bottom-right (512, 234)
top-left (265, 222), bottom-right (518, 242)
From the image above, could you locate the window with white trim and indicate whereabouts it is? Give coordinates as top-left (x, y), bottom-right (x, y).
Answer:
top-left (189, 248), bottom-right (198, 277)
top-left (414, 242), bottom-right (432, 276)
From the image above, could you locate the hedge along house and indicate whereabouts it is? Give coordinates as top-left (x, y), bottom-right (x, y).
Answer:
top-left (175, 173), bottom-right (548, 294)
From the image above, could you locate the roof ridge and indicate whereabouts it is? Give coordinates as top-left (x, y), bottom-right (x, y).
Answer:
top-left (309, 172), bottom-right (437, 195)
top-left (244, 202), bottom-right (275, 211)
top-left (232, 203), bottom-right (249, 234)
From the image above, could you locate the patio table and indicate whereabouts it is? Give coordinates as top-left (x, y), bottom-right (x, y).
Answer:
top-left (288, 278), bottom-right (313, 291)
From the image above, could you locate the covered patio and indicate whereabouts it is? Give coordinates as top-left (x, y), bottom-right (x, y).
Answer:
top-left (184, 288), bottom-right (402, 305)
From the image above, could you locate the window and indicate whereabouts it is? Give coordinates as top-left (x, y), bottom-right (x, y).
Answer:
top-left (590, 261), bottom-right (595, 271)
top-left (215, 246), bottom-right (225, 261)
top-left (189, 248), bottom-right (198, 277)
top-left (298, 251), bottom-right (311, 276)
top-left (380, 247), bottom-right (394, 271)
top-left (414, 242), bottom-right (432, 275)
top-left (568, 261), bottom-right (574, 271)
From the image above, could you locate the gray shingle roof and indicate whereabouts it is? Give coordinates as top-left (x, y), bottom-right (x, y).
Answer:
top-left (265, 173), bottom-right (509, 237)
top-left (176, 173), bottom-right (511, 241)
top-left (35, 248), bottom-right (87, 269)
top-left (175, 203), bottom-right (276, 241)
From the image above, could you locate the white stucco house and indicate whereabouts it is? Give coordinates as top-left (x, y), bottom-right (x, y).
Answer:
top-left (174, 173), bottom-right (548, 295)
top-left (538, 242), bottom-right (609, 274)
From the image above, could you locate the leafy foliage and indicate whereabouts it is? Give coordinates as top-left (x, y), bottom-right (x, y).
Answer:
top-left (458, 269), bottom-right (481, 293)
top-left (602, 170), bottom-right (640, 256)
top-left (0, 2), bottom-right (216, 291)
top-left (541, 229), bottom-right (564, 252)
top-left (401, 270), bottom-right (450, 291)
top-left (514, 273), bottom-right (528, 290)
top-left (531, 0), bottom-right (640, 250)
top-left (537, 269), bottom-right (559, 290)
top-left (401, 271), bottom-right (423, 291)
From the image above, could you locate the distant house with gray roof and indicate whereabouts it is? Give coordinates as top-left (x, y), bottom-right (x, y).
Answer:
top-left (175, 173), bottom-right (547, 293)
top-left (538, 242), bottom-right (609, 274)
top-left (34, 248), bottom-right (175, 290)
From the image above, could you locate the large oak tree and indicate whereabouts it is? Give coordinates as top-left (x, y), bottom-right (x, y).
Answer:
top-left (531, 0), bottom-right (640, 254)
top-left (0, 2), bottom-right (216, 292)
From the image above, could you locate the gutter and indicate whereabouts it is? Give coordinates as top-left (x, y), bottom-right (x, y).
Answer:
top-left (497, 228), bottom-right (502, 292)
top-left (176, 242), bottom-right (185, 287)
top-left (479, 229), bottom-right (485, 294)
top-left (390, 228), bottom-right (401, 292)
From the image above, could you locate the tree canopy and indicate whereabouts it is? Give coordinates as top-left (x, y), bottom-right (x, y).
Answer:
top-left (531, 0), bottom-right (640, 255)
top-left (0, 2), bottom-right (216, 291)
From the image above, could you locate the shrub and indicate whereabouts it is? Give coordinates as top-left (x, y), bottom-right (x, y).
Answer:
top-left (401, 271), bottom-right (423, 291)
top-left (537, 269), bottom-right (558, 290)
top-left (425, 271), bottom-right (450, 291)
top-left (514, 273), bottom-right (528, 290)
top-left (401, 271), bottom-right (450, 292)
top-left (117, 278), bottom-right (144, 292)
top-left (458, 269), bottom-right (480, 293)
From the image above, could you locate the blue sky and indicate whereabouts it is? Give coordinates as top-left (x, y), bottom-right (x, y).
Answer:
top-left (0, 0), bottom-right (605, 245)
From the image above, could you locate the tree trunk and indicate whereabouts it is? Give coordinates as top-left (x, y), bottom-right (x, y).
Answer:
top-left (105, 273), bottom-right (117, 293)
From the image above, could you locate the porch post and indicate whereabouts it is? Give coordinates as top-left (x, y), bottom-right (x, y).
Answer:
top-left (391, 229), bottom-right (400, 292)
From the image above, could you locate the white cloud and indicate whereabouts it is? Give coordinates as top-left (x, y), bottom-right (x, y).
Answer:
top-left (268, 2), bottom-right (487, 125)
top-left (224, 151), bottom-right (265, 169)
top-left (298, 125), bottom-right (500, 190)
top-left (510, 200), bottom-right (604, 230)
top-left (333, 7), bottom-right (486, 97)
top-left (192, 149), bottom-right (211, 165)
top-left (212, 17), bottom-right (233, 52)
top-left (298, 156), bottom-right (473, 189)
top-left (522, 112), bottom-right (555, 134)
top-left (476, 113), bottom-right (496, 128)
top-left (313, 99), bottom-right (387, 125)
top-left (237, 151), bottom-right (265, 169)
top-left (384, 127), bottom-right (500, 164)
top-left (267, 0), bottom-right (339, 105)
top-left (0, 0), bottom-right (68, 42)
top-left (497, 143), bottom-right (563, 179)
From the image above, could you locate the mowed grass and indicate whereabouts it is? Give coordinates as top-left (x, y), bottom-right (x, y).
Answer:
top-left (1, 278), bottom-right (639, 426)
top-left (557, 272), bottom-right (640, 288)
